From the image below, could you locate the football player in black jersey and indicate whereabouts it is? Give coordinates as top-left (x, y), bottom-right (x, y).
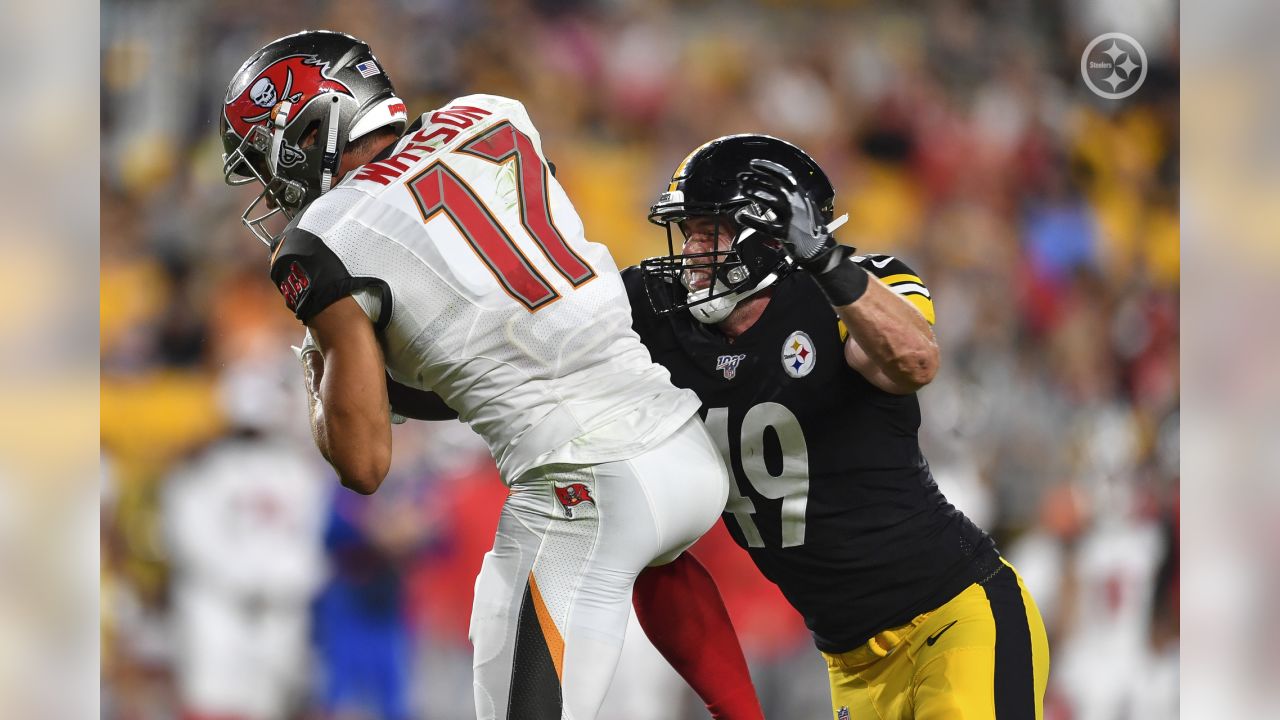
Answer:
top-left (624, 135), bottom-right (1050, 719)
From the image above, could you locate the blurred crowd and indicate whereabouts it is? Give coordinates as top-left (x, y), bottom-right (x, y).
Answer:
top-left (101, 0), bottom-right (1179, 718)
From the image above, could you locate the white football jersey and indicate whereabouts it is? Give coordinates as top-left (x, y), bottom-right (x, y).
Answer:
top-left (270, 94), bottom-right (699, 482)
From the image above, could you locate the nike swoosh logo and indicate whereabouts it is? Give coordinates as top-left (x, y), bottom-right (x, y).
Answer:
top-left (870, 256), bottom-right (894, 268)
top-left (925, 620), bottom-right (958, 646)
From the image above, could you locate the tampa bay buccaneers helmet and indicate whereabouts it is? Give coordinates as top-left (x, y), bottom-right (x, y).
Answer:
top-left (641, 134), bottom-right (835, 323)
top-left (221, 30), bottom-right (408, 246)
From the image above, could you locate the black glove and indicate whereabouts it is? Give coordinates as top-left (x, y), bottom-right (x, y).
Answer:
top-left (735, 159), bottom-right (834, 266)
top-left (735, 159), bottom-right (868, 306)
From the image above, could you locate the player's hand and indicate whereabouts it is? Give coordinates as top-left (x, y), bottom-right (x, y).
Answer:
top-left (735, 158), bottom-right (834, 267)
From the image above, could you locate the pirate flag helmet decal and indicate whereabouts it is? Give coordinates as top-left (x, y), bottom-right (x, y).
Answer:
top-left (221, 30), bottom-right (407, 246)
top-left (224, 55), bottom-right (353, 152)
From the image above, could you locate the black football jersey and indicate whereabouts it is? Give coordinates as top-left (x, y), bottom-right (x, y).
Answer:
top-left (624, 256), bottom-right (1001, 653)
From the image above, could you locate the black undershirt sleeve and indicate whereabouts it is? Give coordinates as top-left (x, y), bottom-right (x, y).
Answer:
top-left (268, 226), bottom-right (391, 330)
top-left (386, 375), bottom-right (459, 421)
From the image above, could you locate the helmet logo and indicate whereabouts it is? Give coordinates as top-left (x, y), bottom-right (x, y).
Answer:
top-left (249, 77), bottom-right (278, 109)
top-left (278, 144), bottom-right (305, 168)
top-left (224, 55), bottom-right (353, 140)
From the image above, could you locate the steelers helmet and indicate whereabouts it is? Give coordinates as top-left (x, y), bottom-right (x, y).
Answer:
top-left (640, 134), bottom-right (835, 323)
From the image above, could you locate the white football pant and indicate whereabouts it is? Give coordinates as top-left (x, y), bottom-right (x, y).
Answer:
top-left (469, 417), bottom-right (729, 720)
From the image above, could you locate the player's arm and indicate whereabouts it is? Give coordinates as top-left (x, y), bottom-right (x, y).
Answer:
top-left (272, 226), bottom-right (395, 494)
top-left (302, 297), bottom-right (393, 495)
top-left (736, 159), bottom-right (938, 393)
top-left (835, 266), bottom-right (938, 394)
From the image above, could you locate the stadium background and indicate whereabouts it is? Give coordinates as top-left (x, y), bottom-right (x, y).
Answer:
top-left (100, 1), bottom-right (1179, 718)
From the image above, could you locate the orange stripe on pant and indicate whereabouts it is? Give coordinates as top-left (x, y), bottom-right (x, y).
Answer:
top-left (528, 573), bottom-right (565, 681)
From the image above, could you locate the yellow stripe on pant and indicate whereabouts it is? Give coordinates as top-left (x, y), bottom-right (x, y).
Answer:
top-left (822, 559), bottom-right (1049, 719)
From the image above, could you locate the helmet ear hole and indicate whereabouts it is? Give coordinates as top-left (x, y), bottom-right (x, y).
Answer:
top-left (298, 120), bottom-right (323, 150)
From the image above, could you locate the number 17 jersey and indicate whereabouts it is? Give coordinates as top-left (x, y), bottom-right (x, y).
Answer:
top-left (269, 94), bottom-right (700, 483)
top-left (624, 261), bottom-right (1001, 654)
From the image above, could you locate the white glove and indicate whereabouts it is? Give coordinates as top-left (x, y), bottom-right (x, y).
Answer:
top-left (290, 329), bottom-right (319, 362)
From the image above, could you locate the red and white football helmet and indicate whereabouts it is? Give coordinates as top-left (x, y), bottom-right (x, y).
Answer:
top-left (220, 30), bottom-right (407, 245)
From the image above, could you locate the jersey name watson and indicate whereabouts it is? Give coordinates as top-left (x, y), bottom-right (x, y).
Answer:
top-left (271, 94), bottom-right (700, 481)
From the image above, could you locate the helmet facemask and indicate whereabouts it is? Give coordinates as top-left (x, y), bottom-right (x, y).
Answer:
top-left (222, 90), bottom-right (350, 247)
top-left (640, 206), bottom-right (793, 324)
top-left (222, 112), bottom-right (314, 247)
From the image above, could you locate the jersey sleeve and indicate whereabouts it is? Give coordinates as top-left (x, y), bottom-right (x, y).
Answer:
top-left (621, 265), bottom-right (654, 337)
top-left (854, 254), bottom-right (935, 325)
top-left (268, 226), bottom-right (391, 329)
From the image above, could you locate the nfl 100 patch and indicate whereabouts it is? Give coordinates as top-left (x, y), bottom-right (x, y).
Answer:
top-left (715, 353), bottom-right (748, 380)
top-left (781, 330), bottom-right (816, 378)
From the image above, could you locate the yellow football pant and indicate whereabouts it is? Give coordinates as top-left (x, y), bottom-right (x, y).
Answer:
top-left (821, 559), bottom-right (1049, 719)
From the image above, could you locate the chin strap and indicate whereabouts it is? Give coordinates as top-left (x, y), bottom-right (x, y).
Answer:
top-left (687, 270), bottom-right (787, 324)
top-left (320, 95), bottom-right (342, 193)
top-left (686, 213), bottom-right (849, 324)
top-left (266, 100), bottom-right (293, 176)
top-left (822, 212), bottom-right (850, 235)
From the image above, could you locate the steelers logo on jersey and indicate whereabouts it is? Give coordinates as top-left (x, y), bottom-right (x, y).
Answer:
top-left (782, 330), bottom-right (816, 378)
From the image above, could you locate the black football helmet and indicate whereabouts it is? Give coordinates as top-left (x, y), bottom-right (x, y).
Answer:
top-left (221, 30), bottom-right (408, 246)
top-left (641, 134), bottom-right (835, 323)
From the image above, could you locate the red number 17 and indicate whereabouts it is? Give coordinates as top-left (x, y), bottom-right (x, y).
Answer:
top-left (406, 122), bottom-right (595, 311)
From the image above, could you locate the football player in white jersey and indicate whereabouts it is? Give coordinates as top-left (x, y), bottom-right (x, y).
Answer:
top-left (220, 30), bottom-right (762, 720)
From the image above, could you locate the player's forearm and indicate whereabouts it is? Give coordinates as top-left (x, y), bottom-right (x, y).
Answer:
top-left (301, 347), bottom-right (327, 450)
top-left (837, 274), bottom-right (939, 390)
top-left (302, 348), bottom-right (392, 494)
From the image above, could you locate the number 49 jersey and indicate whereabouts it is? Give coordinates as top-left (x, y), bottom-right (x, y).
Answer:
top-left (624, 258), bottom-right (1001, 653)
top-left (270, 94), bottom-right (700, 483)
